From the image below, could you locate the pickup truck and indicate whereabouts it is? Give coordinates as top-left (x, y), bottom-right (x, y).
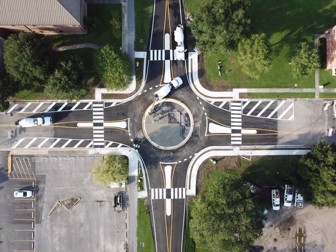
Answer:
top-left (272, 189), bottom-right (280, 210)
top-left (114, 192), bottom-right (123, 212)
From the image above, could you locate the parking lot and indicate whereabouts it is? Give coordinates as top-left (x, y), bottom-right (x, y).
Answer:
top-left (33, 152), bottom-right (127, 252)
top-left (0, 151), bottom-right (128, 252)
top-left (0, 153), bottom-right (36, 251)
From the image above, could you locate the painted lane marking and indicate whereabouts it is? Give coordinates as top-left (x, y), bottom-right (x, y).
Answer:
top-left (267, 100), bottom-right (285, 118)
top-left (257, 101), bottom-right (274, 117)
top-left (278, 103), bottom-right (294, 120)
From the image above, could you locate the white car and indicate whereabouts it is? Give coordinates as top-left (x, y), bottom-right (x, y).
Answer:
top-left (154, 77), bottom-right (183, 100)
top-left (295, 190), bottom-right (304, 208)
top-left (272, 189), bottom-right (280, 210)
top-left (14, 189), bottom-right (33, 198)
top-left (284, 184), bottom-right (293, 207)
top-left (16, 116), bottom-right (53, 127)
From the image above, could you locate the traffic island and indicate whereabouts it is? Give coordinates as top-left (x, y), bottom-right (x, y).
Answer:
top-left (142, 98), bottom-right (194, 150)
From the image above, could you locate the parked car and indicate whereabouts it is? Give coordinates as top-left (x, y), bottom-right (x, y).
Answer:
top-left (284, 184), bottom-right (294, 207)
top-left (114, 192), bottom-right (123, 212)
top-left (295, 190), bottom-right (304, 208)
top-left (14, 189), bottom-right (33, 198)
top-left (271, 189), bottom-right (280, 210)
top-left (154, 77), bottom-right (183, 100)
top-left (15, 116), bottom-right (53, 127)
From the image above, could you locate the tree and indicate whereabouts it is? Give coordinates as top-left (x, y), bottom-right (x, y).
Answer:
top-left (93, 154), bottom-right (128, 187)
top-left (45, 57), bottom-right (88, 100)
top-left (0, 71), bottom-right (19, 112)
top-left (238, 33), bottom-right (271, 79)
top-left (290, 42), bottom-right (320, 78)
top-left (189, 170), bottom-right (263, 252)
top-left (298, 141), bottom-right (336, 207)
top-left (190, 0), bottom-right (251, 52)
top-left (4, 33), bottom-right (49, 88)
top-left (95, 45), bottom-right (131, 90)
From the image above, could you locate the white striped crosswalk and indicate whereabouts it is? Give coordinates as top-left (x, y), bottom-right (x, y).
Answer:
top-left (151, 188), bottom-right (186, 200)
top-left (92, 102), bottom-right (105, 148)
top-left (149, 49), bottom-right (178, 61)
top-left (230, 101), bottom-right (242, 145)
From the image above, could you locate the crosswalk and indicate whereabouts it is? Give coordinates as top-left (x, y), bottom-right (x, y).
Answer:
top-left (6, 101), bottom-right (122, 114)
top-left (149, 49), bottom-right (180, 61)
top-left (208, 100), bottom-right (294, 120)
top-left (151, 188), bottom-right (186, 200)
top-left (230, 101), bottom-right (242, 145)
top-left (92, 102), bottom-right (105, 148)
top-left (11, 137), bottom-right (127, 149)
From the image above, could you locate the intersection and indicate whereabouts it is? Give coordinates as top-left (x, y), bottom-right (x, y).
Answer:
top-left (0, 0), bottom-right (335, 252)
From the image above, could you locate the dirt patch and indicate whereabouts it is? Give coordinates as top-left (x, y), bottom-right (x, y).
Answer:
top-left (196, 156), bottom-right (241, 193)
top-left (254, 205), bottom-right (336, 251)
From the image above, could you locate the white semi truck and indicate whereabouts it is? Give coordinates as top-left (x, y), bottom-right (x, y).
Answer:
top-left (174, 24), bottom-right (186, 60)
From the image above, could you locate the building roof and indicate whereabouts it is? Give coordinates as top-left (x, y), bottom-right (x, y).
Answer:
top-left (0, 0), bottom-right (81, 26)
top-left (325, 26), bottom-right (336, 70)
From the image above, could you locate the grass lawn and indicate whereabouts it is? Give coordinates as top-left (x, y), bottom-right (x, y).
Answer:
top-left (137, 199), bottom-right (155, 251)
top-left (12, 4), bottom-right (121, 100)
top-left (47, 4), bottom-right (122, 48)
top-left (135, 0), bottom-right (153, 51)
top-left (185, 0), bottom-right (336, 89)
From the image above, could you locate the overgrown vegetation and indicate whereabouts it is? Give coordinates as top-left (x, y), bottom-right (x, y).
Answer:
top-left (189, 170), bottom-right (264, 252)
top-left (95, 45), bottom-right (132, 90)
top-left (298, 141), bottom-right (336, 207)
top-left (0, 4), bottom-right (124, 102)
top-left (190, 0), bottom-right (250, 52)
top-left (92, 154), bottom-right (128, 187)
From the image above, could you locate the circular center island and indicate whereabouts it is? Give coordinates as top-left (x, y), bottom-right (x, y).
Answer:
top-left (142, 99), bottom-right (194, 150)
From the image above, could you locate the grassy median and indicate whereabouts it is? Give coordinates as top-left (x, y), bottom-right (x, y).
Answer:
top-left (137, 199), bottom-right (155, 251)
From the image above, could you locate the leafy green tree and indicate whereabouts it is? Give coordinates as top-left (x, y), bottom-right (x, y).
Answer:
top-left (190, 170), bottom-right (263, 252)
top-left (0, 71), bottom-right (19, 112)
top-left (238, 33), bottom-right (271, 79)
top-left (4, 33), bottom-right (49, 88)
top-left (298, 141), bottom-right (336, 207)
top-left (93, 154), bottom-right (128, 187)
top-left (190, 0), bottom-right (251, 52)
top-left (45, 58), bottom-right (88, 100)
top-left (95, 45), bottom-right (131, 90)
top-left (290, 42), bottom-right (320, 78)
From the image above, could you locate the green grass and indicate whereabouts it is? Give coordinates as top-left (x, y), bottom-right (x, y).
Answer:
top-left (186, 0), bottom-right (336, 89)
top-left (247, 93), bottom-right (316, 99)
top-left (240, 157), bottom-right (300, 187)
top-left (13, 88), bottom-right (48, 100)
top-left (47, 4), bottom-right (122, 48)
top-left (137, 200), bottom-right (155, 251)
top-left (135, 0), bottom-right (153, 51)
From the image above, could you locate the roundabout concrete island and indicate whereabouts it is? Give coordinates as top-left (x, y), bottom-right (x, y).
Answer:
top-left (142, 98), bottom-right (194, 150)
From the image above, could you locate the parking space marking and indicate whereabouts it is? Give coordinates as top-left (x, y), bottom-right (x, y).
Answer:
top-left (61, 139), bottom-right (72, 148)
top-left (74, 140), bottom-right (84, 148)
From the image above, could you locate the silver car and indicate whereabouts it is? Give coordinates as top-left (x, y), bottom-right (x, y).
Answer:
top-left (14, 189), bottom-right (34, 198)
top-left (16, 116), bottom-right (53, 127)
